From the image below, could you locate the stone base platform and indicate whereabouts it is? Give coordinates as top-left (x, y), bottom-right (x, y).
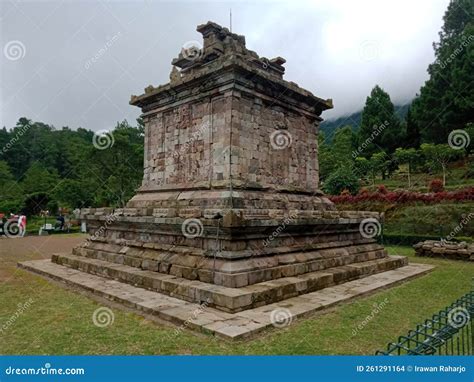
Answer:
top-left (50, 252), bottom-right (406, 313)
top-left (18, 259), bottom-right (433, 339)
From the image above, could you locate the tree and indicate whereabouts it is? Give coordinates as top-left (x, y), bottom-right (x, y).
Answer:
top-left (358, 85), bottom-right (403, 156)
top-left (353, 157), bottom-right (371, 182)
top-left (421, 143), bottom-right (462, 186)
top-left (21, 162), bottom-right (59, 195)
top-left (404, 106), bottom-right (421, 148)
top-left (411, 0), bottom-right (474, 144)
top-left (331, 125), bottom-right (355, 169)
top-left (86, 121), bottom-right (143, 207)
top-left (322, 167), bottom-right (360, 195)
top-left (464, 122), bottom-right (474, 155)
top-left (0, 161), bottom-right (24, 213)
top-left (317, 131), bottom-right (336, 181)
top-left (394, 148), bottom-right (419, 188)
top-left (370, 152), bottom-right (391, 181)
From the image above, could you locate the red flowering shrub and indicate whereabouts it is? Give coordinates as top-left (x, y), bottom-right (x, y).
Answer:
top-left (429, 179), bottom-right (444, 193)
top-left (377, 184), bottom-right (388, 194)
top-left (328, 187), bottom-right (474, 205)
top-left (340, 189), bottom-right (351, 196)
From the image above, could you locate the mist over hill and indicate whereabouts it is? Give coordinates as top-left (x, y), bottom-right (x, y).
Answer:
top-left (321, 103), bottom-right (411, 142)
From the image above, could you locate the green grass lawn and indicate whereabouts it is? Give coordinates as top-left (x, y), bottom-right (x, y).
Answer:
top-left (334, 201), bottom-right (474, 244)
top-left (367, 162), bottom-right (473, 192)
top-left (0, 244), bottom-right (473, 355)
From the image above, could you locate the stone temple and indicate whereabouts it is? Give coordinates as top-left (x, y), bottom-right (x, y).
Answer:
top-left (20, 22), bottom-right (432, 338)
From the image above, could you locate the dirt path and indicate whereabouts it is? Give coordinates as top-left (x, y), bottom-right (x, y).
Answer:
top-left (0, 234), bottom-right (86, 282)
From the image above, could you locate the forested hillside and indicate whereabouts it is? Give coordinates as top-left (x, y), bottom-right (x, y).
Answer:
top-left (0, 119), bottom-right (144, 214)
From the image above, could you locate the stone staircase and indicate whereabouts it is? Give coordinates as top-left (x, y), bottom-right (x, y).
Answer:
top-left (51, 251), bottom-right (407, 313)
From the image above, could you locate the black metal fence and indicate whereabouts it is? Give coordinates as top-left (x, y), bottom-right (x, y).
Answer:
top-left (376, 287), bottom-right (474, 355)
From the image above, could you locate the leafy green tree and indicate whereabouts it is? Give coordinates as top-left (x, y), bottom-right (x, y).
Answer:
top-left (464, 123), bottom-right (474, 155)
top-left (370, 152), bottom-right (391, 181)
top-left (394, 148), bottom-right (419, 188)
top-left (353, 157), bottom-right (371, 182)
top-left (21, 162), bottom-right (59, 195)
top-left (317, 131), bottom-right (336, 181)
top-left (322, 167), bottom-right (360, 195)
top-left (331, 125), bottom-right (355, 169)
top-left (421, 143), bottom-right (462, 186)
top-left (0, 161), bottom-right (24, 212)
top-left (86, 121), bottom-right (143, 207)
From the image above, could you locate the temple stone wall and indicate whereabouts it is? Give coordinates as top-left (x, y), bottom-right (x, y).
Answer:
top-left (140, 91), bottom-right (319, 194)
top-left (231, 95), bottom-right (319, 192)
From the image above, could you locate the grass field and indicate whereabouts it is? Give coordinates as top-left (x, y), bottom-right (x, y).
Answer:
top-left (368, 162), bottom-right (473, 192)
top-left (332, 201), bottom-right (473, 244)
top-left (0, 236), bottom-right (473, 355)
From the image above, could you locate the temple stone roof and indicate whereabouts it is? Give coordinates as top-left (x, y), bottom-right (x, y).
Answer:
top-left (130, 21), bottom-right (333, 114)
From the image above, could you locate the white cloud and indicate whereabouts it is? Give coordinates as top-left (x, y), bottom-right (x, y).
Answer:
top-left (0, 0), bottom-right (450, 129)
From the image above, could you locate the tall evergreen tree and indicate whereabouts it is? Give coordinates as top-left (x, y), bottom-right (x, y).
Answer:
top-left (358, 85), bottom-right (403, 156)
top-left (404, 106), bottom-right (421, 148)
top-left (412, 0), bottom-right (474, 143)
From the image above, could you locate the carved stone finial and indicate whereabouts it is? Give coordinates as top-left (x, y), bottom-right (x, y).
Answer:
top-left (170, 66), bottom-right (181, 84)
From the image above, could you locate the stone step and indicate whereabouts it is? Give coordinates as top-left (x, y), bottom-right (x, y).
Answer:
top-left (51, 253), bottom-right (407, 313)
top-left (71, 242), bottom-right (388, 287)
top-left (18, 259), bottom-right (434, 340)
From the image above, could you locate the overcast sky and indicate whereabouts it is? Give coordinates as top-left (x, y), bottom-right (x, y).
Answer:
top-left (1, 0), bottom-right (450, 131)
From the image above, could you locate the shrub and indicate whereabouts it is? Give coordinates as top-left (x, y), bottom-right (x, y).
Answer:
top-left (377, 184), bottom-right (388, 194)
top-left (328, 186), bottom-right (474, 205)
top-left (323, 167), bottom-right (360, 196)
top-left (429, 179), bottom-right (444, 193)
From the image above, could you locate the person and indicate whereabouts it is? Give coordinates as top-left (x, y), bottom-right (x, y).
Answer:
top-left (56, 214), bottom-right (65, 230)
top-left (0, 214), bottom-right (6, 236)
top-left (18, 214), bottom-right (27, 237)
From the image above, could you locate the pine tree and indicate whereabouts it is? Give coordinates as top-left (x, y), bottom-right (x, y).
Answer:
top-left (412, 0), bottom-right (474, 143)
top-left (358, 85), bottom-right (403, 156)
top-left (404, 106), bottom-right (421, 148)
